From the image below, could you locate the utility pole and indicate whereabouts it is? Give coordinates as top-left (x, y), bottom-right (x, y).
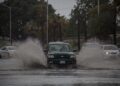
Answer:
top-left (113, 1), bottom-right (117, 45)
top-left (10, 7), bottom-right (12, 45)
top-left (97, 0), bottom-right (100, 16)
top-left (97, 0), bottom-right (100, 41)
top-left (1, 4), bottom-right (12, 45)
top-left (58, 16), bottom-right (62, 41)
top-left (46, 0), bottom-right (49, 44)
top-left (37, 0), bottom-right (48, 44)
top-left (76, 19), bottom-right (80, 51)
top-left (59, 23), bottom-right (62, 41)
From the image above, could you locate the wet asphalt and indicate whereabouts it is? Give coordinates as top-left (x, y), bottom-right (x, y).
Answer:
top-left (0, 59), bottom-right (120, 86)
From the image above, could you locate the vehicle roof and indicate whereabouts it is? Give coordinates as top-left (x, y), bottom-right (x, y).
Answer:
top-left (2, 46), bottom-right (16, 48)
top-left (101, 44), bottom-right (118, 49)
top-left (49, 42), bottom-right (69, 45)
top-left (102, 44), bottom-right (117, 47)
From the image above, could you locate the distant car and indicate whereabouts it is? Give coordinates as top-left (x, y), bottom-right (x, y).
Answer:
top-left (45, 42), bottom-right (76, 68)
top-left (0, 46), bottom-right (16, 58)
top-left (101, 45), bottom-right (120, 58)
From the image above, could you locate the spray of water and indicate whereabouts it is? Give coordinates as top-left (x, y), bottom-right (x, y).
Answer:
top-left (77, 39), bottom-right (120, 69)
top-left (15, 38), bottom-right (47, 68)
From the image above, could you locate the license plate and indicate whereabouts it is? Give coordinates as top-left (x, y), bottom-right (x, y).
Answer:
top-left (60, 61), bottom-right (65, 64)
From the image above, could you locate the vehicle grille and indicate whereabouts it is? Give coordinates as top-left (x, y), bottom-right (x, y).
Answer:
top-left (111, 52), bottom-right (117, 54)
top-left (54, 54), bottom-right (70, 59)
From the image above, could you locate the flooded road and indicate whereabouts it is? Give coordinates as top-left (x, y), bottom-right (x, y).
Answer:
top-left (0, 59), bottom-right (120, 86)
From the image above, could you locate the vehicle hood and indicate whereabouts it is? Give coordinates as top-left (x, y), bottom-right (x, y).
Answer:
top-left (104, 50), bottom-right (119, 52)
top-left (48, 52), bottom-right (74, 55)
top-left (0, 49), bottom-right (5, 52)
top-left (0, 50), bottom-right (2, 53)
top-left (104, 50), bottom-right (119, 54)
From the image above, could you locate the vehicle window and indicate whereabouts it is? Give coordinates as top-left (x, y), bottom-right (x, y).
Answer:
top-left (104, 46), bottom-right (118, 50)
top-left (1, 47), bottom-right (6, 50)
top-left (49, 44), bottom-right (72, 52)
top-left (7, 47), bottom-right (15, 50)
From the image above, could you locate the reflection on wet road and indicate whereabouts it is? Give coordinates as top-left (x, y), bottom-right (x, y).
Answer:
top-left (0, 59), bottom-right (120, 86)
top-left (0, 69), bottom-right (120, 86)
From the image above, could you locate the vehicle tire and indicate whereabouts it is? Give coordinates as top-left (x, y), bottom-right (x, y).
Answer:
top-left (72, 60), bottom-right (77, 68)
top-left (47, 64), bottom-right (53, 68)
top-left (0, 54), bottom-right (2, 59)
top-left (47, 60), bottom-right (53, 68)
top-left (5, 53), bottom-right (10, 58)
top-left (72, 64), bottom-right (77, 68)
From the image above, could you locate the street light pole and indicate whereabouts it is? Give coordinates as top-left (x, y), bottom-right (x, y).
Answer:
top-left (76, 19), bottom-right (80, 51)
top-left (9, 7), bottom-right (12, 45)
top-left (98, 0), bottom-right (100, 16)
top-left (1, 4), bottom-right (12, 45)
top-left (46, 0), bottom-right (48, 44)
top-left (97, 0), bottom-right (100, 42)
top-left (37, 0), bottom-right (48, 44)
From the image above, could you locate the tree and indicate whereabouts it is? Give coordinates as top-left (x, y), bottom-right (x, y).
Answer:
top-left (0, 0), bottom-right (38, 40)
top-left (48, 14), bottom-right (68, 42)
top-left (88, 4), bottom-right (115, 40)
top-left (0, 0), bottom-right (57, 43)
top-left (32, 0), bottom-right (57, 43)
top-left (112, 0), bottom-right (120, 44)
top-left (70, 0), bottom-right (110, 41)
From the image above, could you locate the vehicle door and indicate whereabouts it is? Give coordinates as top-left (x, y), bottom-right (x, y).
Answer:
top-left (0, 47), bottom-right (9, 58)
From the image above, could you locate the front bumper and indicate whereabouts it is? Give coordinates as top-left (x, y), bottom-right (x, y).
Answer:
top-left (105, 54), bottom-right (120, 58)
top-left (47, 58), bottom-right (76, 65)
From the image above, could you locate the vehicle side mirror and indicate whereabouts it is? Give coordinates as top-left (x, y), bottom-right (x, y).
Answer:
top-left (3, 49), bottom-right (7, 51)
top-left (119, 48), bottom-right (120, 52)
top-left (44, 49), bottom-right (48, 53)
top-left (73, 49), bottom-right (77, 52)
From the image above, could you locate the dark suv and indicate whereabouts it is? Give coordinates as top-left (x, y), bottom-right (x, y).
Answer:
top-left (45, 42), bottom-right (76, 68)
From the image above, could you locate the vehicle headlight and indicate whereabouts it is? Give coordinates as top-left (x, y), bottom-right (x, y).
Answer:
top-left (70, 55), bottom-right (76, 58)
top-left (48, 55), bottom-right (54, 58)
top-left (106, 52), bottom-right (109, 55)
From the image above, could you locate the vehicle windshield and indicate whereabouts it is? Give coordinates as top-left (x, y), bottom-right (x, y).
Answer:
top-left (7, 47), bottom-right (15, 50)
top-left (49, 44), bottom-right (72, 52)
top-left (104, 45), bottom-right (118, 50)
top-left (2, 46), bottom-right (15, 50)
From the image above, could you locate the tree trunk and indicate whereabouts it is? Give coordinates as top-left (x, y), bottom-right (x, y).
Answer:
top-left (41, 25), bottom-right (44, 44)
top-left (59, 23), bottom-right (62, 41)
top-left (113, 2), bottom-right (117, 45)
top-left (84, 22), bottom-right (87, 42)
top-left (77, 18), bottom-right (81, 51)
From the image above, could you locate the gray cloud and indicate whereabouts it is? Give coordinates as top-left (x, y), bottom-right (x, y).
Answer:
top-left (0, 0), bottom-right (4, 3)
top-left (48, 0), bottom-right (76, 18)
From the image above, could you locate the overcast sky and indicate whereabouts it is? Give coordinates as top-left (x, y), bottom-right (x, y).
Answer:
top-left (0, 0), bottom-right (76, 18)
top-left (48, 0), bottom-right (76, 18)
top-left (0, 0), bottom-right (3, 3)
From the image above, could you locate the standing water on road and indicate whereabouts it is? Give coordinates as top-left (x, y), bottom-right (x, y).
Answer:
top-left (15, 38), bottom-right (47, 68)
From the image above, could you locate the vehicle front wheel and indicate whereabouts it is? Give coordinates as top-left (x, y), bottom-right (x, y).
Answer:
top-left (0, 55), bottom-right (2, 59)
top-left (72, 64), bottom-right (77, 68)
top-left (47, 64), bottom-right (53, 68)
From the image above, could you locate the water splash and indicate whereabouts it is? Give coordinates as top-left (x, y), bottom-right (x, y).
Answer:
top-left (15, 38), bottom-right (47, 68)
top-left (77, 39), bottom-right (120, 69)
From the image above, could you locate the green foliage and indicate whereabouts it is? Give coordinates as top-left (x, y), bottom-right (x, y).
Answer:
top-left (69, 0), bottom-right (117, 40)
top-left (88, 4), bottom-right (115, 39)
top-left (0, 0), bottom-right (38, 40)
top-left (114, 0), bottom-right (120, 6)
top-left (0, 0), bottom-right (67, 43)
